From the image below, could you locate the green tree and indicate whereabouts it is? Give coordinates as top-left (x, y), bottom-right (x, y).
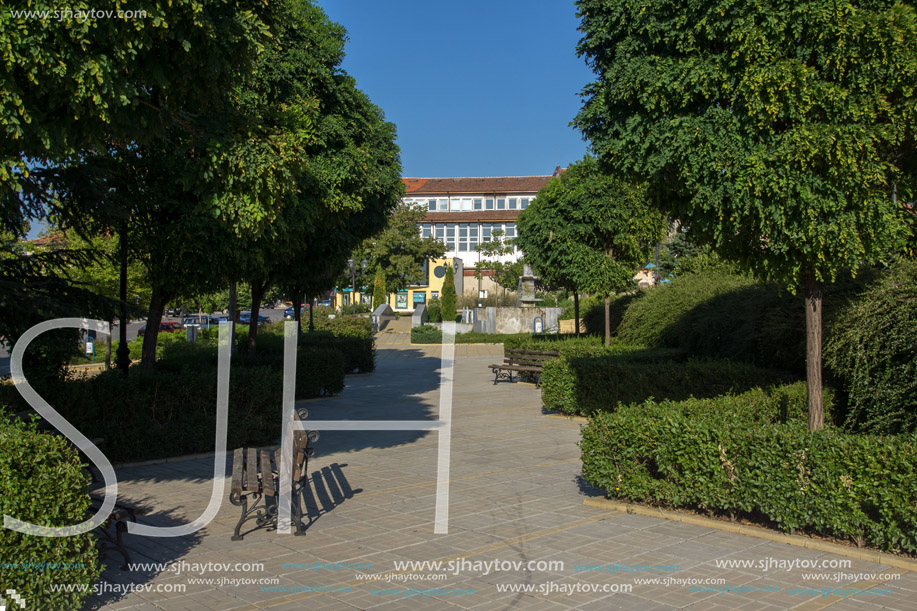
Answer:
top-left (516, 156), bottom-right (666, 345)
top-left (574, 0), bottom-right (917, 429)
top-left (372, 268), bottom-right (387, 309)
top-left (440, 266), bottom-right (457, 322)
top-left (474, 230), bottom-right (521, 301)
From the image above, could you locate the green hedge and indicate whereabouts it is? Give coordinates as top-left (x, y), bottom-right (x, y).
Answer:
top-left (0, 367), bottom-right (285, 462)
top-left (0, 415), bottom-right (100, 609)
top-left (299, 332), bottom-right (374, 374)
top-left (825, 257), bottom-right (917, 435)
top-left (581, 385), bottom-right (917, 555)
top-left (411, 325), bottom-right (442, 344)
top-left (541, 354), bottom-right (790, 416)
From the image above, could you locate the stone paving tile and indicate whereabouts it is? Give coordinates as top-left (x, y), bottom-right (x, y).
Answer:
top-left (84, 345), bottom-right (916, 610)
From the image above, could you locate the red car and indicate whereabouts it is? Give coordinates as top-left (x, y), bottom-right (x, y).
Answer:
top-left (138, 322), bottom-right (184, 336)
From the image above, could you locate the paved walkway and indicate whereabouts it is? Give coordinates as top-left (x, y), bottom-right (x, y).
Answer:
top-left (85, 340), bottom-right (915, 610)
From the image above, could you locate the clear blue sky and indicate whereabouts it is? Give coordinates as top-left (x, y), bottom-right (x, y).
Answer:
top-left (317, 0), bottom-right (594, 178)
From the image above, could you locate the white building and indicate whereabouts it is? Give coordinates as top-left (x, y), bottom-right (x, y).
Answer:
top-left (401, 171), bottom-right (561, 296)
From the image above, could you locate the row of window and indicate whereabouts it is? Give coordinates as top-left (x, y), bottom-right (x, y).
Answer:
top-left (405, 197), bottom-right (532, 212)
top-left (419, 223), bottom-right (517, 253)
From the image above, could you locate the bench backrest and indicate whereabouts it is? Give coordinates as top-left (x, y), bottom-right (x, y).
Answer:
top-left (504, 348), bottom-right (560, 367)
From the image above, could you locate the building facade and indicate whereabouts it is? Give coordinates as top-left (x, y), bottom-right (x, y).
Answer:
top-left (401, 171), bottom-right (559, 299)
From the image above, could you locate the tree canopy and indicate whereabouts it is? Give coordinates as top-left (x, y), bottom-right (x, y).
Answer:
top-left (516, 156), bottom-right (665, 342)
top-left (574, 0), bottom-right (917, 427)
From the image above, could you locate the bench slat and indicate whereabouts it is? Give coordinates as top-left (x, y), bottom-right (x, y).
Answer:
top-left (231, 448), bottom-right (243, 494)
top-left (261, 450), bottom-right (275, 498)
top-left (245, 448), bottom-right (257, 493)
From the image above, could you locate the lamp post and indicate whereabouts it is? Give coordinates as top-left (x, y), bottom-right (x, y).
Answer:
top-left (308, 296), bottom-right (315, 332)
top-left (348, 258), bottom-right (369, 315)
top-left (348, 258), bottom-right (355, 314)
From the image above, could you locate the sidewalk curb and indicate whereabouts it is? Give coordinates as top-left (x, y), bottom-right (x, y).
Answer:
top-left (583, 497), bottom-right (917, 572)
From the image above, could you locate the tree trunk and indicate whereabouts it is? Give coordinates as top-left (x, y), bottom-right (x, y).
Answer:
top-left (141, 287), bottom-right (167, 374)
top-left (573, 290), bottom-right (580, 338)
top-left (604, 294), bottom-right (611, 347)
top-left (247, 280), bottom-right (268, 356)
top-left (293, 295), bottom-right (303, 336)
top-left (805, 271), bottom-right (824, 431)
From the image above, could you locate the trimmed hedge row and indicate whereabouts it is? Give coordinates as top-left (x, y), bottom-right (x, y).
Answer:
top-left (542, 354), bottom-right (790, 416)
top-left (299, 332), bottom-right (374, 374)
top-left (581, 384), bottom-right (917, 555)
top-left (0, 416), bottom-right (100, 609)
top-left (411, 325), bottom-right (441, 344)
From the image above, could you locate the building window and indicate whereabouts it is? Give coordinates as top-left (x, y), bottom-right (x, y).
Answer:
top-left (445, 224), bottom-right (456, 250)
top-left (469, 224), bottom-right (479, 251)
top-left (481, 223), bottom-right (492, 242)
top-left (497, 198), bottom-right (506, 210)
top-left (431, 291), bottom-right (439, 300)
top-left (458, 223), bottom-right (469, 251)
top-left (421, 224), bottom-right (432, 239)
top-left (521, 197), bottom-right (529, 209)
top-left (485, 198), bottom-right (494, 210)
top-left (508, 198), bottom-right (517, 209)
top-left (473, 198), bottom-right (482, 210)
top-left (504, 222), bottom-right (516, 239)
top-left (428, 199), bottom-right (436, 211)
top-left (435, 225), bottom-right (445, 243)
top-left (438, 198), bottom-right (448, 211)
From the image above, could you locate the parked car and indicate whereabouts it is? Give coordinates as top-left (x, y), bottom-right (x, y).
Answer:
top-left (316, 299), bottom-right (333, 308)
top-left (239, 312), bottom-right (270, 325)
top-left (182, 315), bottom-right (225, 329)
top-left (283, 305), bottom-right (310, 319)
top-left (138, 321), bottom-right (184, 335)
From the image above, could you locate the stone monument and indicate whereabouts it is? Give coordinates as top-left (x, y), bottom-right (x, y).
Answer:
top-left (516, 263), bottom-right (542, 307)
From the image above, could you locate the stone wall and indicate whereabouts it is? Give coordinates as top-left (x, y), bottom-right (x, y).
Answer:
top-left (473, 306), bottom-right (562, 335)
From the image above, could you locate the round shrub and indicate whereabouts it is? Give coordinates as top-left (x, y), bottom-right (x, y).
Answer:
top-left (0, 413), bottom-right (100, 610)
top-left (617, 271), bottom-right (756, 347)
top-left (825, 258), bottom-right (917, 434)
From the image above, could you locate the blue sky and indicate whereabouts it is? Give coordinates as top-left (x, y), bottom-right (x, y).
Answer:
top-left (317, 0), bottom-right (594, 178)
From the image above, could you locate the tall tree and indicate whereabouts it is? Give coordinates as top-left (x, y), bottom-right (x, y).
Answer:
top-left (516, 156), bottom-right (665, 345)
top-left (474, 230), bottom-right (521, 301)
top-left (575, 0), bottom-right (917, 429)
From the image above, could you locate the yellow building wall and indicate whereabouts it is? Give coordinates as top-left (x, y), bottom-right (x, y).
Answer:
top-left (332, 257), bottom-right (460, 312)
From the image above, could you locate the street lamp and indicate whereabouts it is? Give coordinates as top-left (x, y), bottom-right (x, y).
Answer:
top-left (348, 258), bottom-right (368, 315)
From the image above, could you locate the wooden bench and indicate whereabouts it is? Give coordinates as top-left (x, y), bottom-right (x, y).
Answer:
top-left (488, 348), bottom-right (560, 388)
top-left (229, 407), bottom-right (318, 540)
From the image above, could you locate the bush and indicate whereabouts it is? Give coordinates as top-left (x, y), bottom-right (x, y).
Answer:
top-left (614, 269), bottom-right (878, 373)
top-left (300, 332), bottom-right (374, 374)
top-left (541, 353), bottom-right (790, 416)
top-left (580, 385), bottom-right (917, 555)
top-left (582, 293), bottom-right (637, 337)
top-left (0, 366), bottom-right (285, 463)
top-left (825, 258), bottom-right (917, 434)
top-left (617, 271), bottom-right (756, 347)
top-left (0, 415), bottom-right (100, 610)
top-left (314, 314), bottom-right (373, 338)
top-left (426, 298), bottom-right (443, 323)
top-left (411, 325), bottom-right (442, 344)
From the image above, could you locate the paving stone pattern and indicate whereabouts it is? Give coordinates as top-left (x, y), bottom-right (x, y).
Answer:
top-left (84, 340), bottom-right (913, 610)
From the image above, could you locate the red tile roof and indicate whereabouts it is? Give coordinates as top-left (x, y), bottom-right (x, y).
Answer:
top-left (402, 175), bottom-right (554, 195)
